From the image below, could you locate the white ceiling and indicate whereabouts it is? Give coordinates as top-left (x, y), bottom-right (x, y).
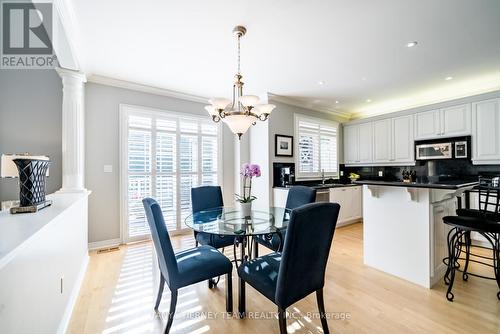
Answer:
top-left (69, 0), bottom-right (500, 119)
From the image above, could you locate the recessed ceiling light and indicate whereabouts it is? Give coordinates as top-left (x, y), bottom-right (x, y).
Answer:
top-left (406, 41), bottom-right (418, 48)
top-left (335, 100), bottom-right (339, 104)
top-left (318, 81), bottom-right (324, 85)
top-left (445, 76), bottom-right (453, 81)
top-left (366, 99), bottom-right (372, 103)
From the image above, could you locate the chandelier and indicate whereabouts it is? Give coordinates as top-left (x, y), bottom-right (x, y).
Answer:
top-left (205, 26), bottom-right (275, 139)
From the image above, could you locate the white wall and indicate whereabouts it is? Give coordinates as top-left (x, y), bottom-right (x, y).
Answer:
top-left (85, 82), bottom-right (234, 244)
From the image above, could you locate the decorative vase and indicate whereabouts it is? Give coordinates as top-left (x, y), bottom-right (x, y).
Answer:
top-left (239, 202), bottom-right (252, 218)
top-left (13, 158), bottom-right (50, 207)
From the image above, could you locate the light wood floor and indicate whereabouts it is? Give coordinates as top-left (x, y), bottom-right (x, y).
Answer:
top-left (68, 223), bottom-right (500, 334)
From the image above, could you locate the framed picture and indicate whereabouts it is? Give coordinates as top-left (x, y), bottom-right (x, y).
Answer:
top-left (275, 135), bottom-right (293, 157)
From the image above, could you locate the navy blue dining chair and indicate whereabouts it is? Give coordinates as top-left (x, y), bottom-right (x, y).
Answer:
top-left (238, 202), bottom-right (340, 334)
top-left (191, 186), bottom-right (237, 288)
top-left (254, 186), bottom-right (317, 255)
top-left (143, 198), bottom-right (233, 334)
top-left (191, 186), bottom-right (236, 248)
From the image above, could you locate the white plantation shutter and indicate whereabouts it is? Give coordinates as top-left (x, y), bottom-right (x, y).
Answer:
top-left (296, 115), bottom-right (338, 179)
top-left (123, 107), bottom-right (220, 241)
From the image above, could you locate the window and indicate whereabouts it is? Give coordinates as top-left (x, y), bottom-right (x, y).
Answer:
top-left (121, 105), bottom-right (221, 242)
top-left (295, 114), bottom-right (339, 179)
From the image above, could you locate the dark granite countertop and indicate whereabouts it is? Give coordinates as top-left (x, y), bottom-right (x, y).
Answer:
top-left (352, 179), bottom-right (479, 190)
top-left (273, 183), bottom-right (360, 190)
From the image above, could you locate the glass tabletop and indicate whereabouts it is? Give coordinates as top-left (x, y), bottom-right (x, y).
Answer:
top-left (185, 206), bottom-right (291, 236)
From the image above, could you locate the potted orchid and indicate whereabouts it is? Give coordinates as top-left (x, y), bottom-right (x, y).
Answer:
top-left (235, 163), bottom-right (261, 217)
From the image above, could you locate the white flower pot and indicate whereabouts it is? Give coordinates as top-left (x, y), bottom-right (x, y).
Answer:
top-left (239, 202), bottom-right (252, 218)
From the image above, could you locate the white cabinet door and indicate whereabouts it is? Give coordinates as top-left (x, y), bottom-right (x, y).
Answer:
top-left (442, 104), bottom-right (471, 137)
top-left (392, 115), bottom-right (414, 162)
top-left (373, 119), bottom-right (392, 162)
top-left (330, 188), bottom-right (349, 222)
top-left (358, 122), bottom-right (373, 163)
top-left (330, 187), bottom-right (362, 223)
top-left (472, 98), bottom-right (500, 164)
top-left (415, 109), bottom-right (440, 139)
top-left (350, 186), bottom-right (363, 219)
top-left (343, 125), bottom-right (359, 164)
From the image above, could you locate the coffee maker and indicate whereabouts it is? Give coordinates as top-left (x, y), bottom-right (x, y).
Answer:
top-left (273, 163), bottom-right (295, 187)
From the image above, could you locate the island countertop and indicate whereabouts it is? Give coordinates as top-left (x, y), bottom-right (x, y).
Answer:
top-left (353, 179), bottom-right (479, 190)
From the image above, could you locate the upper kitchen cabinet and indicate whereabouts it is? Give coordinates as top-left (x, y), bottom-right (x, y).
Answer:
top-left (415, 109), bottom-right (441, 139)
top-left (358, 122), bottom-right (373, 163)
top-left (472, 98), bottom-right (500, 164)
top-left (392, 115), bottom-right (414, 162)
top-left (373, 119), bottom-right (392, 162)
top-left (343, 122), bottom-right (373, 164)
top-left (415, 104), bottom-right (471, 140)
top-left (344, 125), bottom-right (360, 164)
top-left (441, 104), bottom-right (471, 136)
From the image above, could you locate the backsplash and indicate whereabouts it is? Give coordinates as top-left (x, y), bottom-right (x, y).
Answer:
top-left (340, 160), bottom-right (500, 183)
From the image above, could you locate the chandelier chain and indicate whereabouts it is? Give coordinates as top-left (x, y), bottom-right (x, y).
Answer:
top-left (237, 34), bottom-right (241, 75)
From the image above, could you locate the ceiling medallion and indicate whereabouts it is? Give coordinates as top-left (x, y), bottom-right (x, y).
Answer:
top-left (205, 26), bottom-right (275, 139)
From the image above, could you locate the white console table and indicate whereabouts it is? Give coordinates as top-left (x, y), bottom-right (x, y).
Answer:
top-left (0, 192), bottom-right (90, 334)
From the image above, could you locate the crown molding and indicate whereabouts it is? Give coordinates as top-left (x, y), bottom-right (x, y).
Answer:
top-left (87, 74), bottom-right (209, 104)
top-left (267, 93), bottom-right (351, 121)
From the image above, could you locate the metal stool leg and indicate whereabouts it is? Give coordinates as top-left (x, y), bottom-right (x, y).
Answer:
top-left (462, 231), bottom-right (471, 281)
top-left (446, 229), bottom-right (463, 302)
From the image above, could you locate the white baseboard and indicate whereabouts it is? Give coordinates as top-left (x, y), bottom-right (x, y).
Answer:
top-left (88, 238), bottom-right (122, 251)
top-left (57, 253), bottom-right (89, 334)
top-left (337, 218), bottom-right (363, 228)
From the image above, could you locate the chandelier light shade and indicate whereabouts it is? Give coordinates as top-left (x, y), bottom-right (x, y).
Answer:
top-left (205, 26), bottom-right (276, 139)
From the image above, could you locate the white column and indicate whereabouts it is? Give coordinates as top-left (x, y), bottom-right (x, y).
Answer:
top-left (56, 67), bottom-right (87, 192)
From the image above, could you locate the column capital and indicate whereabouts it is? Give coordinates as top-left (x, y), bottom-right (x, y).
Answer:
top-left (56, 67), bottom-right (87, 83)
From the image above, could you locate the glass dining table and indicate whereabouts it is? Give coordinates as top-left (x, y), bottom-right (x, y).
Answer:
top-left (185, 206), bottom-right (291, 266)
top-left (185, 206), bottom-right (291, 317)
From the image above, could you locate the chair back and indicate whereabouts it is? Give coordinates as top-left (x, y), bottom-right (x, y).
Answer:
top-left (142, 198), bottom-right (178, 287)
top-left (285, 185), bottom-right (317, 210)
top-left (191, 186), bottom-right (224, 213)
top-left (477, 177), bottom-right (500, 219)
top-left (275, 202), bottom-right (340, 308)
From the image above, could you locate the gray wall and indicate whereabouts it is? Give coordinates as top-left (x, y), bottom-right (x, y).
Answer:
top-left (85, 82), bottom-right (235, 243)
top-left (0, 70), bottom-right (62, 201)
top-left (267, 100), bottom-right (345, 170)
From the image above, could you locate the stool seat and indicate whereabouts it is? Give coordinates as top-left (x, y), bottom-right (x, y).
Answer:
top-left (443, 215), bottom-right (500, 233)
top-left (456, 208), bottom-right (500, 221)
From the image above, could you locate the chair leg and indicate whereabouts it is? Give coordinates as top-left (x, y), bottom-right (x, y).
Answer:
top-left (226, 272), bottom-right (233, 313)
top-left (165, 290), bottom-right (178, 334)
top-left (238, 278), bottom-right (246, 318)
top-left (155, 274), bottom-right (165, 311)
top-left (278, 307), bottom-right (287, 334)
top-left (316, 289), bottom-right (330, 334)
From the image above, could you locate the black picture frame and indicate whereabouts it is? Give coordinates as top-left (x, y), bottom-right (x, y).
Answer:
top-left (275, 134), bottom-right (294, 157)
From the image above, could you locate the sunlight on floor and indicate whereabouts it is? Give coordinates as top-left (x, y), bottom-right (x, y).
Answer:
top-left (101, 242), bottom-right (214, 334)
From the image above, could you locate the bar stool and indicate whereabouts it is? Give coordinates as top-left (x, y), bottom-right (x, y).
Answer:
top-left (442, 177), bottom-right (500, 302)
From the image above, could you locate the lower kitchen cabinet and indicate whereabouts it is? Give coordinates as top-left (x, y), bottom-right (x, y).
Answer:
top-left (272, 186), bottom-right (363, 226)
top-left (330, 186), bottom-right (363, 225)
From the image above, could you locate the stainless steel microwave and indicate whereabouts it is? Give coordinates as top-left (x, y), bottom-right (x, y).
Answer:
top-left (415, 138), bottom-right (469, 160)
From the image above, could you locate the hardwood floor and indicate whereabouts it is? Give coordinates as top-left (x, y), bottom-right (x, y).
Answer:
top-left (68, 223), bottom-right (500, 334)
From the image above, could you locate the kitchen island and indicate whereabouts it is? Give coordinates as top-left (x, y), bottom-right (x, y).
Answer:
top-left (353, 180), bottom-right (477, 288)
